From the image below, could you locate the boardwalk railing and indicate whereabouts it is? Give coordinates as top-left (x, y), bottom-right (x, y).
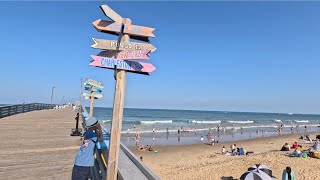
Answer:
top-left (80, 106), bottom-right (160, 180)
top-left (0, 103), bottom-right (56, 118)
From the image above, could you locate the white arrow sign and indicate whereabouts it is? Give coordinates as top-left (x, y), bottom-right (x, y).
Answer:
top-left (83, 93), bottom-right (103, 99)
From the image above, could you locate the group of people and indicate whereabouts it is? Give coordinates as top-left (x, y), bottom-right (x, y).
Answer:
top-left (137, 144), bottom-right (155, 152)
top-left (220, 144), bottom-right (253, 156)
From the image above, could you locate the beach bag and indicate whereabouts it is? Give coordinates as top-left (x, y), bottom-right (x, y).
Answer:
top-left (239, 148), bottom-right (244, 155)
top-left (302, 153), bottom-right (308, 158)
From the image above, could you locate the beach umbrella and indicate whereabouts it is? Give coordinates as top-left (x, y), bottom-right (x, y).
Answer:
top-left (248, 164), bottom-right (273, 177)
top-left (240, 170), bottom-right (272, 180)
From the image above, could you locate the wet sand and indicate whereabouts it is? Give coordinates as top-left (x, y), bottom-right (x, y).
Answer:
top-left (132, 132), bottom-right (320, 180)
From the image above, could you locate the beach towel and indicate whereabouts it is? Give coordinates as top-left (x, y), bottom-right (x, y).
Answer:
top-left (282, 170), bottom-right (296, 180)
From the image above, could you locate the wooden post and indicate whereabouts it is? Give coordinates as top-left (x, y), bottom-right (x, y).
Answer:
top-left (89, 87), bottom-right (95, 118)
top-left (106, 18), bottom-right (131, 180)
top-left (79, 78), bottom-right (83, 127)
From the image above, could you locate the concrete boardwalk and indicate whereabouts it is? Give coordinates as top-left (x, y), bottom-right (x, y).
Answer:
top-left (0, 108), bottom-right (80, 180)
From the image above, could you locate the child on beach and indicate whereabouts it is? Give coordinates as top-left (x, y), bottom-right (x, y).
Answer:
top-left (222, 146), bottom-right (226, 154)
top-left (72, 117), bottom-right (104, 180)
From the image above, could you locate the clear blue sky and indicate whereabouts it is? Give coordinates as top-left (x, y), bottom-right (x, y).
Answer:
top-left (1, 1), bottom-right (320, 114)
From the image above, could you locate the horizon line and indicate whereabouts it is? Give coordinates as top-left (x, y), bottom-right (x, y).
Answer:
top-left (88, 106), bottom-right (320, 116)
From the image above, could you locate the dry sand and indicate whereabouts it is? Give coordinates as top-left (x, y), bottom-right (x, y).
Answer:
top-left (133, 132), bottom-right (320, 180)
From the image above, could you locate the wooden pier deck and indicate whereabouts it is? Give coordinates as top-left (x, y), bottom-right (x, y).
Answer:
top-left (0, 108), bottom-right (79, 180)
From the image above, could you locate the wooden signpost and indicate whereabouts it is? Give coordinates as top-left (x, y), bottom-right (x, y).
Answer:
top-left (97, 50), bottom-right (150, 60)
top-left (83, 79), bottom-right (104, 117)
top-left (90, 4), bottom-right (156, 180)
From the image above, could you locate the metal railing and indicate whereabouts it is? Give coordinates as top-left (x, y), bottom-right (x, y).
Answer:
top-left (80, 105), bottom-right (160, 180)
top-left (0, 103), bottom-right (56, 118)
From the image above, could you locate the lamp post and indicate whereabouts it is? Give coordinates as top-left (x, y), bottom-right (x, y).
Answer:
top-left (61, 96), bottom-right (65, 105)
top-left (50, 86), bottom-right (55, 104)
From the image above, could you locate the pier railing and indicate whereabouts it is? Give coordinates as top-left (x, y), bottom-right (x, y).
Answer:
top-left (80, 105), bottom-right (160, 180)
top-left (0, 103), bottom-right (56, 118)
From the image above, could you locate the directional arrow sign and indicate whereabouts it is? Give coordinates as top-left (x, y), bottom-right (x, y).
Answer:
top-left (93, 94), bottom-right (103, 99)
top-left (93, 19), bottom-right (155, 38)
top-left (84, 78), bottom-right (104, 89)
top-left (84, 86), bottom-right (102, 93)
top-left (83, 93), bottom-right (103, 99)
top-left (97, 50), bottom-right (150, 60)
top-left (124, 24), bottom-right (155, 38)
top-left (83, 93), bottom-right (90, 98)
top-left (90, 55), bottom-right (156, 73)
top-left (92, 19), bottom-right (122, 34)
top-left (100, 5), bottom-right (122, 22)
top-left (91, 38), bottom-right (156, 52)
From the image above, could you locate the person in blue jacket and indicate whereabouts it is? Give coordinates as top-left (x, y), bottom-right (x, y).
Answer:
top-left (72, 117), bottom-right (104, 180)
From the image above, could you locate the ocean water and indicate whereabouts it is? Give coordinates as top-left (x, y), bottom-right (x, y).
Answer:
top-left (90, 107), bottom-right (320, 134)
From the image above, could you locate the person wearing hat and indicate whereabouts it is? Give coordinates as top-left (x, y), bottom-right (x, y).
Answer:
top-left (71, 117), bottom-right (104, 180)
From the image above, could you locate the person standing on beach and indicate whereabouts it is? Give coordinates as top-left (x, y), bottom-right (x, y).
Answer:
top-left (135, 132), bottom-right (140, 146)
top-left (72, 117), bottom-right (104, 180)
top-left (178, 129), bottom-right (180, 135)
top-left (282, 166), bottom-right (296, 180)
top-left (296, 125), bottom-right (299, 133)
top-left (231, 144), bottom-right (236, 153)
top-left (221, 146), bottom-right (226, 154)
top-left (249, 131), bottom-right (252, 138)
top-left (207, 132), bottom-right (211, 141)
top-left (240, 127), bottom-right (243, 134)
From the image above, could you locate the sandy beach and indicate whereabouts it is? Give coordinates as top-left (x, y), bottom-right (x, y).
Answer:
top-left (132, 132), bottom-right (320, 179)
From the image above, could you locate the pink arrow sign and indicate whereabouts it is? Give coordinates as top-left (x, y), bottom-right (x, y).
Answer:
top-left (90, 55), bottom-right (156, 73)
top-left (97, 50), bottom-right (150, 60)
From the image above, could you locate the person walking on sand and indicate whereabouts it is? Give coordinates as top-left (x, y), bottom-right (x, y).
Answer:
top-left (282, 166), bottom-right (296, 180)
